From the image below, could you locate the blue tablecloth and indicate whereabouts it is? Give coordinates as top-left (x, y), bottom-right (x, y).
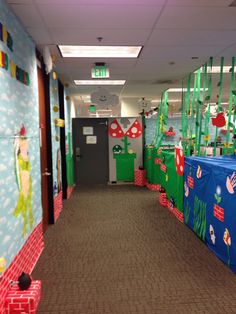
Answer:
top-left (184, 155), bottom-right (236, 272)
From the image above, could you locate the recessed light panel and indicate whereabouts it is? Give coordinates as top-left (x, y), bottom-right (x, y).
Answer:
top-left (59, 45), bottom-right (142, 58)
top-left (74, 80), bottom-right (126, 85)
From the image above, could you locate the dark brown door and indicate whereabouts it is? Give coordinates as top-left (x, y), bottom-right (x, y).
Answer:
top-left (73, 118), bottom-right (109, 185)
top-left (38, 66), bottom-right (51, 232)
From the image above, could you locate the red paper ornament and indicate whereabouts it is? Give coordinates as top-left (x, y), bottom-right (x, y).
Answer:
top-left (211, 112), bottom-right (226, 128)
top-left (125, 119), bottom-right (142, 138)
top-left (108, 119), bottom-right (125, 138)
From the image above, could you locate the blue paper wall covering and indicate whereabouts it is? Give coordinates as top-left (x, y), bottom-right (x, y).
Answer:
top-left (0, 0), bottom-right (42, 269)
top-left (184, 155), bottom-right (236, 272)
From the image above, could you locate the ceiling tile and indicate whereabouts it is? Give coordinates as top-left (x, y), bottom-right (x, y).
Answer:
top-left (49, 28), bottom-right (150, 45)
top-left (167, 0), bottom-right (232, 6)
top-left (156, 6), bottom-right (236, 30)
top-left (35, 0), bottom-right (166, 4)
top-left (147, 29), bottom-right (236, 47)
top-left (26, 27), bottom-right (52, 44)
top-left (38, 4), bottom-right (162, 28)
top-left (140, 45), bottom-right (226, 59)
top-left (216, 43), bottom-right (236, 57)
top-left (9, 4), bottom-right (45, 27)
top-left (59, 58), bottom-right (137, 69)
top-left (7, 0), bottom-right (33, 3)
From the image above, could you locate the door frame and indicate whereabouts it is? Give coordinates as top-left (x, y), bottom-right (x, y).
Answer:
top-left (37, 52), bottom-right (54, 226)
top-left (58, 79), bottom-right (68, 199)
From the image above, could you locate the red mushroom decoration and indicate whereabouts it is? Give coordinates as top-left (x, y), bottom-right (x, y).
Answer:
top-left (109, 119), bottom-right (125, 138)
top-left (175, 146), bottom-right (184, 176)
top-left (125, 119), bottom-right (142, 138)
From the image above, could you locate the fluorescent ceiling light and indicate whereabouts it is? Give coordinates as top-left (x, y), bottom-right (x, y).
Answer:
top-left (151, 99), bottom-right (161, 103)
top-left (74, 80), bottom-right (125, 85)
top-left (59, 45), bottom-right (142, 58)
top-left (195, 66), bottom-right (235, 73)
top-left (167, 88), bottom-right (208, 92)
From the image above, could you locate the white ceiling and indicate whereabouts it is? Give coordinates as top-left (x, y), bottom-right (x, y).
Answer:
top-left (6, 0), bottom-right (236, 106)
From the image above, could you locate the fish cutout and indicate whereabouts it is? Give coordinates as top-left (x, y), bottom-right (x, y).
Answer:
top-left (196, 165), bottom-right (202, 179)
top-left (209, 225), bottom-right (216, 245)
top-left (211, 112), bottom-right (226, 128)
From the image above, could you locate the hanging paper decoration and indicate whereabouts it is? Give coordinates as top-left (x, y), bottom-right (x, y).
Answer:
top-left (209, 225), bottom-right (216, 245)
top-left (43, 46), bottom-right (53, 74)
top-left (223, 228), bottom-right (231, 266)
top-left (0, 257), bottom-right (6, 275)
top-left (0, 49), bottom-right (30, 85)
top-left (226, 172), bottom-right (236, 194)
top-left (196, 165), bottom-right (202, 179)
top-left (0, 22), bottom-right (13, 51)
top-left (109, 119), bottom-right (125, 138)
top-left (126, 119), bottom-right (142, 138)
top-left (113, 145), bottom-right (122, 154)
top-left (13, 125), bottom-right (34, 236)
top-left (54, 118), bottom-right (65, 127)
top-left (211, 112), bottom-right (226, 128)
top-left (165, 126), bottom-right (176, 137)
top-left (175, 146), bottom-right (184, 176)
top-left (109, 119), bottom-right (142, 139)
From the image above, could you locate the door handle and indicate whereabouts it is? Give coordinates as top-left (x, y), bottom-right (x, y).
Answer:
top-left (42, 172), bottom-right (51, 176)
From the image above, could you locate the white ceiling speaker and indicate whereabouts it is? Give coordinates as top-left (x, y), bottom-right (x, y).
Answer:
top-left (43, 46), bottom-right (53, 74)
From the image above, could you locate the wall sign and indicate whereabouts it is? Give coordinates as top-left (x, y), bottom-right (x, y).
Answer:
top-left (86, 136), bottom-right (97, 144)
top-left (83, 126), bottom-right (93, 135)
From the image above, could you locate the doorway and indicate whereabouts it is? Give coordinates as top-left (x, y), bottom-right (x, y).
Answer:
top-left (73, 118), bottom-right (109, 185)
top-left (58, 80), bottom-right (68, 199)
top-left (37, 65), bottom-right (54, 230)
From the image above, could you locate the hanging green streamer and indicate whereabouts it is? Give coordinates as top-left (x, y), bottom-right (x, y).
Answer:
top-left (203, 58), bottom-right (213, 154)
top-left (226, 57), bottom-right (235, 145)
top-left (197, 63), bottom-right (208, 155)
top-left (183, 75), bottom-right (191, 155)
top-left (213, 57), bottom-right (224, 156)
top-left (194, 69), bottom-right (201, 155)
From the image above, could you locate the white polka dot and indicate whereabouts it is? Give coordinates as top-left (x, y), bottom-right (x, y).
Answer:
top-left (177, 155), bottom-right (179, 165)
top-left (132, 135), bottom-right (135, 137)
top-left (111, 123), bottom-right (117, 130)
top-left (180, 150), bottom-right (183, 157)
top-left (127, 132), bottom-right (130, 135)
top-left (135, 121), bottom-right (138, 124)
top-left (119, 130), bottom-right (122, 133)
top-left (112, 133), bottom-right (117, 137)
top-left (180, 166), bottom-right (183, 172)
top-left (132, 127), bottom-right (138, 133)
top-left (139, 131), bottom-right (141, 133)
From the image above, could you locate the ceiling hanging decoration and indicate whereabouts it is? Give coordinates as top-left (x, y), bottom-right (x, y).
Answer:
top-left (91, 88), bottom-right (119, 107)
top-left (43, 46), bottom-right (53, 74)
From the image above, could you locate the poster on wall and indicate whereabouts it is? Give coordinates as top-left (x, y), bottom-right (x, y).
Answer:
top-left (83, 126), bottom-right (93, 135)
top-left (86, 136), bottom-right (97, 144)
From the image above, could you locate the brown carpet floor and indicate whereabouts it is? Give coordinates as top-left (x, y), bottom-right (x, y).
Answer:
top-left (33, 185), bottom-right (236, 314)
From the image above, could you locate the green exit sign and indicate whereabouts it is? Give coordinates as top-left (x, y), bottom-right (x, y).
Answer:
top-left (91, 65), bottom-right (110, 78)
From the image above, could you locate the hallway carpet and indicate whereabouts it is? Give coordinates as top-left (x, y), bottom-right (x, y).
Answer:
top-left (33, 186), bottom-right (236, 314)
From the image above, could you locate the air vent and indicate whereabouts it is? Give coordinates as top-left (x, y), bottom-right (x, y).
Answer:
top-left (229, 0), bottom-right (236, 6)
top-left (152, 79), bottom-right (177, 85)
